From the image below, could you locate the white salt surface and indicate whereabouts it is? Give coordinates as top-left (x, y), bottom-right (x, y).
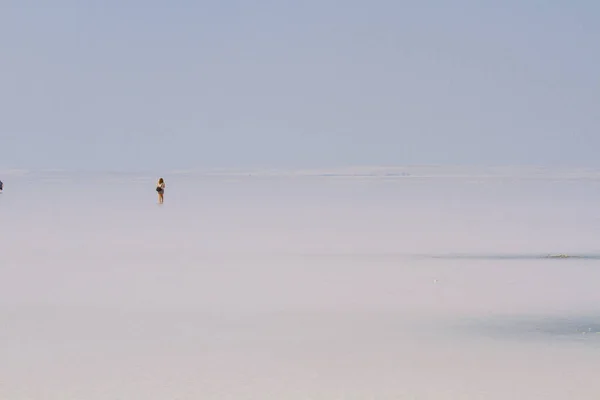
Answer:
top-left (1, 170), bottom-right (600, 399)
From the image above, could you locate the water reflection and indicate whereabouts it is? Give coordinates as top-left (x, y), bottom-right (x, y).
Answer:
top-left (457, 314), bottom-right (600, 343)
top-left (425, 253), bottom-right (600, 260)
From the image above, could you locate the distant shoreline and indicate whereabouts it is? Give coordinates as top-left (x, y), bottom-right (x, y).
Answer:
top-left (2, 165), bottom-right (600, 180)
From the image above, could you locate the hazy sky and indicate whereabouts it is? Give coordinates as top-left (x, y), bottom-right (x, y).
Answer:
top-left (1, 0), bottom-right (598, 171)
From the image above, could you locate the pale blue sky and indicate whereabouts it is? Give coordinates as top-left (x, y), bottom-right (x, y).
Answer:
top-left (1, 0), bottom-right (598, 171)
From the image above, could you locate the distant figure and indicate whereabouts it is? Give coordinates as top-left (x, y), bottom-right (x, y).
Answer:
top-left (156, 178), bottom-right (165, 204)
top-left (0, 180), bottom-right (3, 192)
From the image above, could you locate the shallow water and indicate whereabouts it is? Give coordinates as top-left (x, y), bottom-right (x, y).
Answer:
top-left (1, 171), bottom-right (600, 399)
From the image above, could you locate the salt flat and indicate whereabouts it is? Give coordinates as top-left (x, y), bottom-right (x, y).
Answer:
top-left (1, 169), bottom-right (600, 399)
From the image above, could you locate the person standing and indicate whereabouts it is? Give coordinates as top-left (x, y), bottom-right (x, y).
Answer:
top-left (156, 178), bottom-right (165, 204)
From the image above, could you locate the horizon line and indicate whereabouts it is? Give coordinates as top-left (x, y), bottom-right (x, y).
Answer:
top-left (2, 164), bottom-right (600, 179)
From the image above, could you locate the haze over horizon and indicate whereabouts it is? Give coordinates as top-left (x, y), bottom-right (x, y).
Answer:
top-left (1, 1), bottom-right (598, 171)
